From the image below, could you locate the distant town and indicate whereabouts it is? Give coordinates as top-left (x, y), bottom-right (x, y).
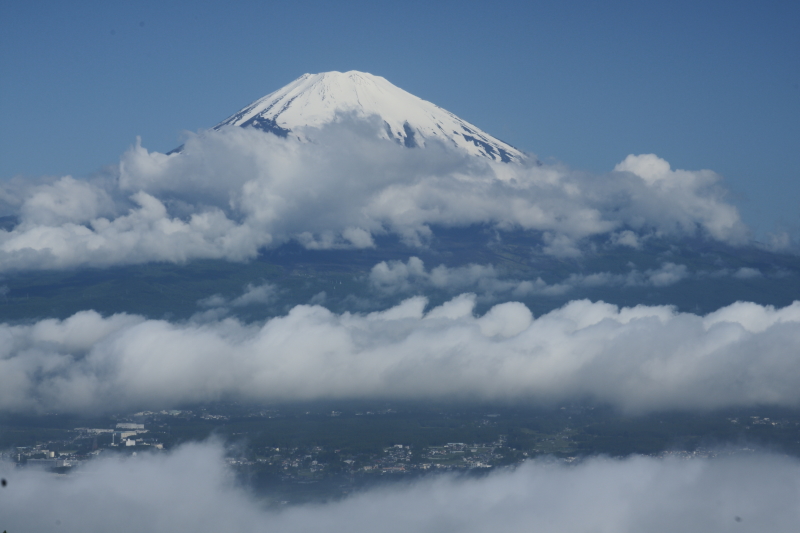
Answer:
top-left (3, 404), bottom-right (798, 504)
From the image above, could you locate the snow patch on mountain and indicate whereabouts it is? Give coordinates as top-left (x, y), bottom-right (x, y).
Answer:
top-left (214, 71), bottom-right (528, 163)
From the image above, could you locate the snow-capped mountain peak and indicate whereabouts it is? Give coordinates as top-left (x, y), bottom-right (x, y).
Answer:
top-left (214, 71), bottom-right (527, 163)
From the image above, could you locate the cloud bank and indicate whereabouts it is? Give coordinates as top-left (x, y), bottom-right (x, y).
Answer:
top-left (2, 441), bottom-right (798, 533)
top-left (0, 123), bottom-right (748, 271)
top-left (1, 296), bottom-right (799, 414)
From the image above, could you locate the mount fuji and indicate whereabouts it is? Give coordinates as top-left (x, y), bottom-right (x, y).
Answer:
top-left (2, 70), bottom-right (798, 324)
top-left (209, 71), bottom-right (528, 163)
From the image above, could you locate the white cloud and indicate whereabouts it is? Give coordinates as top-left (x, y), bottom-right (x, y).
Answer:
top-left (19, 176), bottom-right (116, 226)
top-left (612, 154), bottom-right (747, 244)
top-left (610, 229), bottom-right (642, 248)
top-left (308, 291), bottom-right (327, 306)
top-left (197, 294), bottom-right (228, 308)
top-left (615, 153), bottom-right (673, 184)
top-left (765, 230), bottom-right (798, 252)
top-left (733, 267), bottom-right (762, 279)
top-left (643, 262), bottom-right (689, 287)
top-left (697, 266), bottom-right (770, 281)
top-left (342, 226), bottom-right (376, 248)
top-left (0, 190), bottom-right (266, 270)
top-left (1, 441), bottom-right (798, 533)
top-left (230, 282), bottom-right (280, 307)
top-left (198, 282), bottom-right (280, 310)
top-left (1, 297), bottom-right (800, 414)
top-left (0, 125), bottom-right (750, 271)
top-left (368, 257), bottom-right (690, 298)
top-left (540, 262), bottom-right (691, 291)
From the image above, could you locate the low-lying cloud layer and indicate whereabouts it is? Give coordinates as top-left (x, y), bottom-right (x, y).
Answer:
top-left (1, 296), bottom-right (798, 414)
top-left (2, 440), bottom-right (798, 533)
top-left (0, 123), bottom-right (749, 271)
top-left (369, 256), bottom-right (694, 298)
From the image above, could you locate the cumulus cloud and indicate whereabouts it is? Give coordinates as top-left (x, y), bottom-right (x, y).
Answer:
top-left (0, 189), bottom-right (265, 270)
top-left (0, 124), bottom-right (749, 271)
top-left (1, 440), bottom-right (798, 533)
top-left (1, 297), bottom-right (799, 414)
top-left (18, 176), bottom-right (116, 226)
top-left (368, 257), bottom-right (690, 298)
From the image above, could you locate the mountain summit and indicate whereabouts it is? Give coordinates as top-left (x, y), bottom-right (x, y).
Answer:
top-left (214, 71), bottom-right (527, 163)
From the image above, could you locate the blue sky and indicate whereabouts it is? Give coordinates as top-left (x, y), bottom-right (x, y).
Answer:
top-left (1, 0), bottom-right (798, 237)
